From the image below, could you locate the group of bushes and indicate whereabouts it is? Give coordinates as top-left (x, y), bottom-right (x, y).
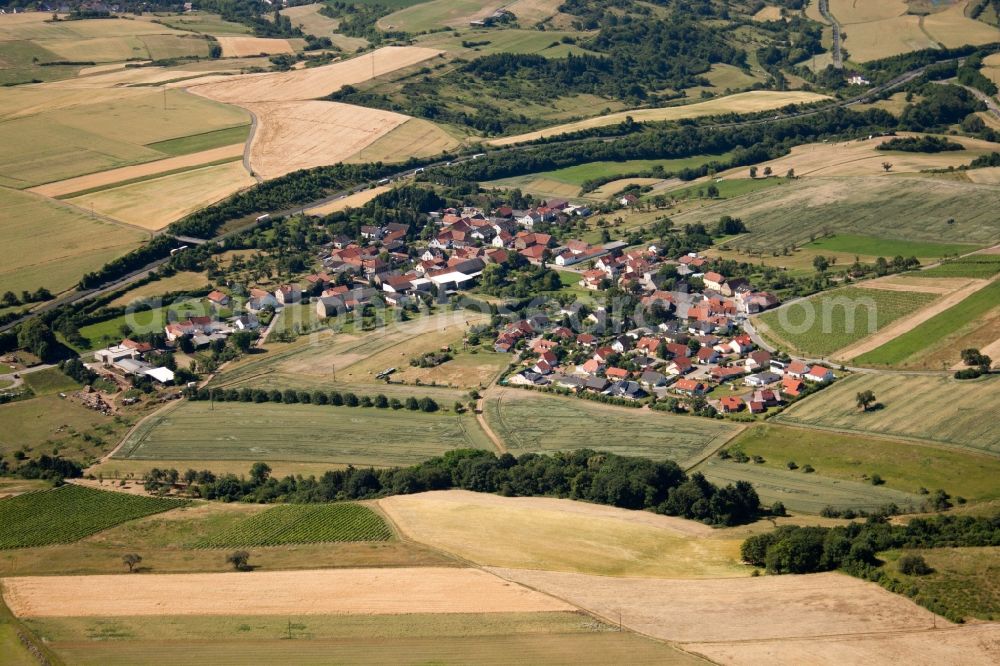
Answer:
top-left (193, 449), bottom-right (762, 526)
top-left (185, 386), bottom-right (439, 412)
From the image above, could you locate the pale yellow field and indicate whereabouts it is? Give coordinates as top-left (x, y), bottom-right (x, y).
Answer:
top-left (0, 13), bottom-right (186, 40)
top-left (2, 568), bottom-right (572, 617)
top-left (108, 271), bottom-right (211, 307)
top-left (281, 3), bottom-right (342, 36)
top-left (487, 176), bottom-right (583, 199)
top-left (984, 54), bottom-right (1000, 88)
top-left (378, 490), bottom-right (749, 578)
top-left (506, 0), bottom-right (566, 25)
top-left (214, 35), bottom-right (295, 57)
top-left (189, 46), bottom-right (443, 103)
top-left (828, 0), bottom-right (907, 23)
top-left (28, 143), bottom-right (245, 198)
top-left (246, 100), bottom-right (410, 179)
top-left (843, 15), bottom-right (937, 61)
top-left (719, 134), bottom-right (1000, 179)
top-left (967, 166), bottom-right (1000, 184)
top-left (923, 0), bottom-right (999, 47)
top-left (68, 161), bottom-right (255, 231)
top-left (46, 65), bottom-right (241, 89)
top-left (752, 6), bottom-right (784, 21)
top-left (307, 185), bottom-right (392, 215)
top-left (0, 186), bottom-right (148, 294)
top-left (343, 118), bottom-right (461, 163)
top-left (489, 91), bottom-right (830, 146)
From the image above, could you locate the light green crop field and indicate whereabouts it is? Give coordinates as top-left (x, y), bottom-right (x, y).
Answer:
top-left (724, 423), bottom-right (1000, 502)
top-left (669, 176), bottom-right (1000, 252)
top-left (114, 401), bottom-right (494, 466)
top-left (805, 234), bottom-right (979, 259)
top-left (195, 503), bottom-right (392, 547)
top-left (145, 125), bottom-right (250, 156)
top-left (0, 88), bottom-right (249, 188)
top-left (0, 186), bottom-right (148, 295)
top-left (755, 287), bottom-right (939, 357)
top-left (488, 153), bottom-right (733, 190)
top-left (915, 254), bottom-right (1000, 279)
top-left (0, 485), bottom-right (184, 549)
top-left (21, 367), bottom-right (82, 396)
top-left (26, 613), bottom-right (699, 666)
top-left (696, 457), bottom-right (923, 514)
top-left (854, 279), bottom-right (1000, 367)
top-left (773, 373), bottom-right (1000, 455)
top-left (0, 39), bottom-right (81, 85)
top-left (485, 390), bottom-right (740, 467)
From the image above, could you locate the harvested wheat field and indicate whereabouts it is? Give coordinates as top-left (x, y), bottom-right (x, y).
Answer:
top-left (490, 91), bottom-right (829, 146)
top-left (307, 185), bottom-right (392, 215)
top-left (720, 134), bottom-right (1000, 179)
top-left (68, 161), bottom-right (255, 231)
top-left (828, 0), bottom-right (908, 23)
top-left (491, 568), bottom-right (946, 643)
top-left (379, 490), bottom-right (749, 578)
top-left (923, 0), bottom-right (999, 48)
top-left (343, 118), bottom-right (460, 163)
top-left (189, 46), bottom-right (442, 103)
top-left (214, 35), bottom-right (295, 57)
top-left (2, 567), bottom-right (571, 618)
top-left (246, 101), bottom-right (409, 179)
top-left (837, 14), bottom-right (936, 61)
top-left (28, 143), bottom-right (245, 198)
top-left (967, 166), bottom-right (1000, 184)
top-left (689, 623), bottom-right (1000, 666)
top-left (752, 6), bottom-right (783, 21)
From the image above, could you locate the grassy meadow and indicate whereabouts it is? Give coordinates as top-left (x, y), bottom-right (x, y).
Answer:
top-left (854, 278), bottom-right (1000, 367)
top-left (915, 254), bottom-right (1000, 280)
top-left (21, 367), bottom-right (82, 396)
top-left (114, 401), bottom-right (494, 466)
top-left (755, 287), bottom-right (939, 357)
top-left (879, 546), bottom-right (1000, 622)
top-left (805, 234), bottom-right (979, 259)
top-left (773, 373), bottom-right (1000, 456)
top-left (485, 390), bottom-right (740, 467)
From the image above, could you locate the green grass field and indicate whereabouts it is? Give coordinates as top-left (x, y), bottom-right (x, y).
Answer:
top-left (914, 254), bottom-right (1000, 279)
top-left (670, 176), bottom-right (1000, 252)
top-left (485, 390), bottom-right (740, 467)
top-left (115, 400), bottom-right (493, 466)
top-left (0, 485), bottom-right (184, 549)
top-left (666, 176), bottom-right (788, 201)
top-left (145, 124), bottom-right (250, 156)
top-left (724, 423), bottom-right (1000, 502)
top-left (21, 367), bottom-right (82, 396)
top-left (0, 394), bottom-right (135, 463)
top-left (805, 234), bottom-right (979, 259)
top-left (26, 612), bottom-right (697, 666)
top-left (489, 153), bottom-right (733, 190)
top-left (880, 547), bottom-right (1000, 622)
top-left (696, 456), bottom-right (923, 514)
top-left (76, 297), bottom-right (214, 351)
top-left (0, 39), bottom-right (81, 85)
top-left (773, 373), bottom-right (1000, 456)
top-left (195, 503), bottom-right (392, 547)
top-left (755, 287), bottom-right (938, 356)
top-left (854, 279), bottom-right (1000, 367)
top-left (0, 186), bottom-right (148, 295)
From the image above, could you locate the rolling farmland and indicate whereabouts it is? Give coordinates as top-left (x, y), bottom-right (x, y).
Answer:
top-left (773, 373), bottom-right (1000, 455)
top-left (0, 485), bottom-right (184, 549)
top-left (114, 401), bottom-right (493, 467)
top-left (485, 390), bottom-right (740, 467)
top-left (196, 503), bottom-right (392, 547)
top-left (755, 287), bottom-right (939, 357)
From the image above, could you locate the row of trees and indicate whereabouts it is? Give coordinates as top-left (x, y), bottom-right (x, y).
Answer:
top-left (185, 386), bottom-right (440, 412)
top-left (190, 449), bottom-right (762, 526)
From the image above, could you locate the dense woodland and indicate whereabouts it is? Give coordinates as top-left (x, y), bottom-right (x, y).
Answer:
top-left (179, 449), bottom-right (763, 527)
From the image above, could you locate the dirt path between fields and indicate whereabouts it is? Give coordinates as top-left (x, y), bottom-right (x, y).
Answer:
top-left (834, 276), bottom-right (996, 361)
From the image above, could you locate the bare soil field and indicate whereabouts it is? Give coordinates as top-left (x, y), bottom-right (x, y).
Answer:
top-left (306, 185), bottom-right (392, 215)
top-left (245, 100), bottom-right (409, 179)
top-left (835, 277), bottom-right (991, 359)
top-left (213, 35), bottom-right (294, 57)
top-left (28, 143), bottom-right (245, 198)
top-left (689, 624), bottom-right (1000, 666)
top-left (378, 490), bottom-right (749, 578)
top-left (68, 161), bottom-right (255, 231)
top-left (489, 91), bottom-right (830, 146)
top-left (343, 118), bottom-right (461, 163)
top-left (491, 568), bottom-right (946, 643)
top-left (719, 134), bottom-right (1000, 180)
top-left (3, 568), bottom-right (571, 618)
top-left (189, 46), bottom-right (442, 103)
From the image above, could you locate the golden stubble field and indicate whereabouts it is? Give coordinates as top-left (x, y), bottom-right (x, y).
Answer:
top-left (2, 567), bottom-right (572, 617)
top-left (213, 35), bottom-right (295, 57)
top-left (489, 91), bottom-right (830, 145)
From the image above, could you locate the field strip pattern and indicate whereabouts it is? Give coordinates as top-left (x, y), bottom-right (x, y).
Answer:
top-left (2, 568), bottom-right (574, 617)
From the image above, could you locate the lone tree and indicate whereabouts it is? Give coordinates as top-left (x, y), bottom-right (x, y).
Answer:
top-left (881, 161), bottom-right (893, 172)
top-left (856, 390), bottom-right (876, 412)
top-left (813, 255), bottom-right (830, 273)
top-left (763, 166), bottom-right (773, 177)
top-left (749, 166), bottom-right (758, 178)
top-left (122, 553), bottom-right (142, 573)
top-left (227, 550), bottom-right (251, 571)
